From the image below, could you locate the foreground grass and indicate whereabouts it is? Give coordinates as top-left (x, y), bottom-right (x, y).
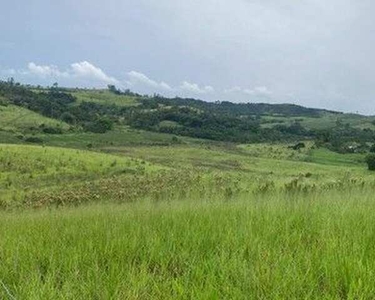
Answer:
top-left (1, 190), bottom-right (375, 299)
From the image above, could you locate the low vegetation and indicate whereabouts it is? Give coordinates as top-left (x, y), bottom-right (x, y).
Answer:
top-left (1, 80), bottom-right (375, 298)
top-left (2, 191), bottom-right (375, 298)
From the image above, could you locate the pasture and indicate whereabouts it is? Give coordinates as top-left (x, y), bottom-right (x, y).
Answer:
top-left (1, 190), bottom-right (375, 298)
top-left (1, 98), bottom-right (375, 298)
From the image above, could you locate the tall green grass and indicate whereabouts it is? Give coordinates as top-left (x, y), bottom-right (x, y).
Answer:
top-left (1, 190), bottom-right (375, 299)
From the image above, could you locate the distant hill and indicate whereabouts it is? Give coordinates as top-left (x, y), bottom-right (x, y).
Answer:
top-left (139, 96), bottom-right (340, 118)
top-left (1, 80), bottom-right (375, 152)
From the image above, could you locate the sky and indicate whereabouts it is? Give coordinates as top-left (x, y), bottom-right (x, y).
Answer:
top-left (1, 0), bottom-right (375, 114)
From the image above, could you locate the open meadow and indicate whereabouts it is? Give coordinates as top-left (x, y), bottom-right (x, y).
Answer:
top-left (2, 189), bottom-right (375, 298)
top-left (1, 137), bottom-right (375, 298)
top-left (4, 1), bottom-right (375, 297)
top-left (2, 84), bottom-right (375, 298)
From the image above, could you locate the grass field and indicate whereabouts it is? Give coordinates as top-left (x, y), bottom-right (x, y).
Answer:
top-left (260, 112), bottom-right (375, 131)
top-left (0, 140), bottom-right (374, 298)
top-left (0, 144), bottom-right (161, 207)
top-left (0, 104), bottom-right (70, 133)
top-left (2, 96), bottom-right (375, 298)
top-left (71, 90), bottom-right (139, 107)
top-left (1, 190), bottom-right (375, 299)
top-left (35, 127), bottom-right (198, 149)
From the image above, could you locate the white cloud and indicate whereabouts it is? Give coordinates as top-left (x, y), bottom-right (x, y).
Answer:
top-left (225, 85), bottom-right (272, 97)
top-left (160, 82), bottom-right (173, 91)
top-left (70, 61), bottom-right (119, 84)
top-left (127, 71), bottom-right (172, 91)
top-left (21, 61), bottom-right (119, 85)
top-left (27, 62), bottom-right (68, 78)
top-left (126, 73), bottom-right (215, 96)
top-left (9, 62), bottom-right (219, 98)
top-left (244, 86), bottom-right (272, 96)
top-left (180, 81), bottom-right (214, 94)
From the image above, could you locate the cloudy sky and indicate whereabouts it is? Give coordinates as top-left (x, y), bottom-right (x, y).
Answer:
top-left (1, 0), bottom-right (375, 113)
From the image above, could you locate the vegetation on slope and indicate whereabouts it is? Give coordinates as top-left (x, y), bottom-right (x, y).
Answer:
top-left (0, 144), bottom-right (159, 206)
top-left (3, 79), bottom-right (375, 149)
top-left (2, 80), bottom-right (375, 298)
top-left (0, 104), bottom-right (69, 134)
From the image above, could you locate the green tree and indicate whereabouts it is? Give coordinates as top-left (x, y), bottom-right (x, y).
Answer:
top-left (365, 154), bottom-right (375, 170)
top-left (83, 117), bottom-right (114, 133)
top-left (60, 112), bottom-right (76, 124)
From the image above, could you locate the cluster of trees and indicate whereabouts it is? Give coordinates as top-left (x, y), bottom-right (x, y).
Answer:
top-left (3, 81), bottom-right (375, 150)
top-left (129, 106), bottom-right (261, 142)
top-left (127, 105), bottom-right (314, 142)
top-left (314, 123), bottom-right (375, 153)
top-left (1, 81), bottom-right (319, 141)
top-left (0, 80), bottom-right (116, 133)
top-left (107, 85), bottom-right (141, 97)
top-left (129, 95), bottom-right (375, 147)
top-left (139, 96), bottom-right (339, 118)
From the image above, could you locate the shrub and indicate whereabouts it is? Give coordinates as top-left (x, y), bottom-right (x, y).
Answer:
top-left (290, 142), bottom-right (305, 150)
top-left (42, 127), bottom-right (63, 134)
top-left (60, 112), bottom-right (76, 124)
top-left (365, 154), bottom-right (375, 171)
top-left (24, 137), bottom-right (43, 144)
top-left (83, 118), bottom-right (113, 133)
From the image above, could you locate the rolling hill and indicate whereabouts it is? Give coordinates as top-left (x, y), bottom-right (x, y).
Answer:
top-left (2, 80), bottom-right (375, 298)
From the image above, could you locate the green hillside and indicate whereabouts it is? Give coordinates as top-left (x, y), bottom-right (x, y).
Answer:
top-left (2, 81), bottom-right (375, 298)
top-left (0, 104), bottom-right (70, 133)
top-left (0, 144), bottom-right (161, 206)
top-left (71, 89), bottom-right (139, 107)
top-left (2, 80), bottom-right (375, 151)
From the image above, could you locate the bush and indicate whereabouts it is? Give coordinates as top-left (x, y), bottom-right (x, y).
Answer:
top-left (290, 142), bottom-right (305, 150)
top-left (83, 118), bottom-right (114, 133)
top-left (365, 154), bottom-right (375, 171)
top-left (24, 137), bottom-right (43, 144)
top-left (42, 127), bottom-right (63, 134)
top-left (60, 112), bottom-right (76, 124)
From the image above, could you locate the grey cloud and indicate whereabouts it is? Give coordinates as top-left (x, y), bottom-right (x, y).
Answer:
top-left (2, 0), bottom-right (375, 113)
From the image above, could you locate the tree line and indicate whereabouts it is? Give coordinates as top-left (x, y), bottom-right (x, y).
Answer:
top-left (2, 80), bottom-right (375, 151)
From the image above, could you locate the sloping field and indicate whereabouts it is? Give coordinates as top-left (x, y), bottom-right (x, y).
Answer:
top-left (0, 104), bottom-right (70, 133)
top-left (0, 144), bottom-right (159, 205)
top-left (72, 90), bottom-right (139, 107)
